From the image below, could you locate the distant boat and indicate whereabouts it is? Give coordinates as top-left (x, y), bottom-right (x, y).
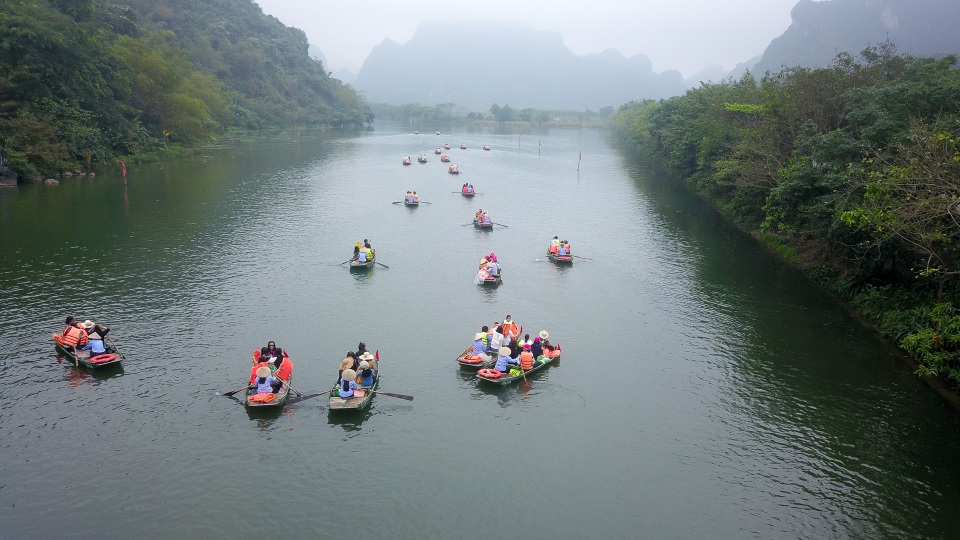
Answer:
top-left (401, 156), bottom-right (411, 165)
top-left (418, 154), bottom-right (428, 163)
top-left (444, 143), bottom-right (451, 149)
top-left (434, 148), bottom-right (442, 154)
top-left (483, 144), bottom-right (491, 151)
top-left (448, 164), bottom-right (460, 174)
top-left (460, 143), bottom-right (467, 149)
top-left (436, 130), bottom-right (441, 135)
top-left (414, 130), bottom-right (419, 134)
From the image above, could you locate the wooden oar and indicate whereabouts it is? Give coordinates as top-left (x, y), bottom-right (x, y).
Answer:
top-left (493, 222), bottom-right (509, 227)
top-left (391, 201), bottom-right (404, 204)
top-left (279, 378), bottom-right (302, 397)
top-left (572, 255), bottom-right (593, 261)
top-left (287, 389), bottom-right (331, 405)
top-left (220, 384), bottom-right (252, 397)
top-left (369, 390), bottom-right (414, 401)
top-left (375, 262), bottom-right (390, 269)
top-left (338, 259), bottom-right (354, 266)
top-left (106, 335), bottom-right (125, 359)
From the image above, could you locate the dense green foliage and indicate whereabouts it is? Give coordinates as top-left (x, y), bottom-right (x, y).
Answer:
top-left (370, 102), bottom-right (614, 126)
top-left (0, 0), bottom-right (370, 178)
top-left (613, 45), bottom-right (960, 384)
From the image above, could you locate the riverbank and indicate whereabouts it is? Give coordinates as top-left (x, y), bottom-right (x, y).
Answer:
top-left (615, 137), bottom-right (960, 412)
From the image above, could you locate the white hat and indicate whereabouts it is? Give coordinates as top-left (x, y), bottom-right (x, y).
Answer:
top-left (499, 346), bottom-right (511, 356)
top-left (474, 332), bottom-right (483, 340)
top-left (359, 360), bottom-right (370, 370)
top-left (81, 320), bottom-right (95, 329)
top-left (359, 351), bottom-right (375, 361)
top-left (342, 369), bottom-right (357, 381)
top-left (539, 330), bottom-right (549, 339)
top-left (255, 366), bottom-right (271, 378)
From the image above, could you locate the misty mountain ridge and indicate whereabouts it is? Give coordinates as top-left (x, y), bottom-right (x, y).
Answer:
top-left (353, 22), bottom-right (686, 110)
top-left (754, 0), bottom-right (960, 74)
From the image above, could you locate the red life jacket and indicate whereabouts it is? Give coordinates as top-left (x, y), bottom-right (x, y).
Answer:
top-left (61, 326), bottom-right (88, 347)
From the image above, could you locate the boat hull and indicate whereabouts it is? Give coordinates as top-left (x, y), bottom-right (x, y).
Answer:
top-left (245, 379), bottom-right (292, 409)
top-left (329, 368), bottom-right (380, 412)
top-left (461, 192), bottom-right (475, 198)
top-left (547, 252), bottom-right (573, 264)
top-left (53, 335), bottom-right (123, 369)
top-left (350, 257), bottom-right (376, 270)
top-left (456, 346), bottom-right (495, 369)
top-left (404, 201), bottom-right (419, 207)
top-left (473, 220), bottom-right (493, 230)
top-left (477, 353), bottom-right (560, 386)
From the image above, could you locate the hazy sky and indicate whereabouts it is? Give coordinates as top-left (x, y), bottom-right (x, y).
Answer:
top-left (254, 0), bottom-right (804, 76)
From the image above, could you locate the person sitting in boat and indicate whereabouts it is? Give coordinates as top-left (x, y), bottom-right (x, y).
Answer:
top-left (339, 352), bottom-right (359, 383)
top-left (520, 333), bottom-right (532, 348)
top-left (563, 241), bottom-right (572, 255)
top-left (259, 341), bottom-right (287, 372)
top-left (60, 316), bottom-right (89, 351)
top-left (519, 343), bottom-right (535, 371)
top-left (356, 248), bottom-right (368, 263)
top-left (78, 320), bottom-right (106, 357)
top-left (494, 346), bottom-right (518, 373)
top-left (467, 184), bottom-right (474, 193)
top-left (475, 261), bottom-right (492, 285)
top-left (363, 242), bottom-right (375, 261)
top-left (253, 366), bottom-right (281, 394)
top-left (356, 342), bottom-right (369, 358)
top-left (539, 330), bottom-right (555, 352)
top-left (558, 241), bottom-right (570, 256)
top-left (472, 332), bottom-right (486, 356)
top-left (508, 338), bottom-right (522, 359)
top-left (487, 258), bottom-right (501, 278)
top-left (338, 369), bottom-right (358, 398)
top-left (475, 209), bottom-right (483, 222)
top-left (487, 323), bottom-right (504, 353)
top-left (412, 191), bottom-right (419, 202)
top-left (481, 212), bottom-right (491, 225)
top-left (357, 360), bottom-right (375, 387)
top-left (358, 350), bottom-right (377, 370)
top-left (531, 336), bottom-right (544, 360)
top-left (479, 326), bottom-right (490, 349)
top-left (552, 236), bottom-right (560, 246)
top-left (548, 242), bottom-right (559, 255)
top-left (501, 315), bottom-right (519, 341)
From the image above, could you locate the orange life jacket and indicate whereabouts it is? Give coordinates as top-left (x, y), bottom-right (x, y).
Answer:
top-left (61, 326), bottom-right (88, 347)
top-left (549, 244), bottom-right (558, 254)
top-left (276, 356), bottom-right (293, 382)
top-left (502, 323), bottom-right (518, 339)
top-left (520, 351), bottom-right (534, 370)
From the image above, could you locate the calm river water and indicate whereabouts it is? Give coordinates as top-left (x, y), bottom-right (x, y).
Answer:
top-left (1, 124), bottom-right (958, 539)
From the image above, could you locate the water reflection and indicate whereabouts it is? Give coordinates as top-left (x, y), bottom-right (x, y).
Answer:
top-left (327, 409), bottom-right (372, 431)
top-left (58, 361), bottom-right (124, 386)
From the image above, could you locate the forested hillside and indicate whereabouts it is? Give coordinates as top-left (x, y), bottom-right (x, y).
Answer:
top-left (614, 45), bottom-right (960, 386)
top-left (0, 0), bottom-right (371, 180)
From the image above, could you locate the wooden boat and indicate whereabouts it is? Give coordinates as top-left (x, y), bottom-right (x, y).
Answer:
top-left (435, 130), bottom-right (441, 135)
top-left (477, 274), bottom-right (502, 286)
top-left (434, 148), bottom-right (442, 154)
top-left (483, 144), bottom-right (491, 151)
top-left (473, 218), bottom-right (493, 230)
top-left (404, 198), bottom-right (420, 207)
top-left (448, 164), bottom-right (460, 174)
top-left (456, 346), bottom-right (494, 369)
top-left (476, 348), bottom-right (561, 386)
top-left (350, 255), bottom-right (376, 270)
top-left (444, 143), bottom-right (451, 149)
top-left (460, 143), bottom-right (467, 149)
top-left (329, 360), bottom-right (380, 412)
top-left (440, 154), bottom-right (450, 162)
top-left (547, 251), bottom-right (573, 264)
top-left (417, 155), bottom-right (428, 163)
top-left (52, 333), bottom-right (123, 369)
top-left (402, 156), bottom-right (411, 165)
top-left (461, 190), bottom-right (475, 198)
top-left (245, 377), bottom-right (292, 409)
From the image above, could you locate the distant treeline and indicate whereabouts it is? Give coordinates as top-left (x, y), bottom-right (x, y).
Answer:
top-left (613, 44), bottom-right (960, 385)
top-left (0, 0), bottom-right (371, 179)
top-left (370, 102), bottom-right (616, 126)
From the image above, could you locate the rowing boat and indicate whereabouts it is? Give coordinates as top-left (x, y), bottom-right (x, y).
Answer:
top-left (52, 333), bottom-right (123, 369)
top-left (350, 256), bottom-right (376, 270)
top-left (547, 251), bottom-right (573, 264)
top-left (329, 358), bottom-right (381, 412)
top-left (461, 190), bottom-right (475, 198)
top-left (245, 377), bottom-right (292, 409)
top-left (477, 274), bottom-right (502, 286)
top-left (476, 348), bottom-right (561, 386)
top-left (456, 346), bottom-right (495, 369)
top-left (473, 219), bottom-right (493, 230)
top-left (404, 199), bottom-right (420, 207)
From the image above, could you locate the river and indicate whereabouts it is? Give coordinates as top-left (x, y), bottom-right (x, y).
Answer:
top-left (1, 124), bottom-right (958, 539)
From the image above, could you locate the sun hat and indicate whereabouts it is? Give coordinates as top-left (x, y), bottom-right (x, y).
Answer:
top-left (480, 258), bottom-right (488, 264)
top-left (339, 357), bottom-right (354, 370)
top-left (359, 360), bottom-right (369, 370)
top-left (81, 320), bottom-right (95, 329)
top-left (499, 346), bottom-right (511, 356)
top-left (342, 369), bottom-right (357, 382)
top-left (359, 351), bottom-right (375, 361)
top-left (539, 330), bottom-right (549, 339)
top-left (474, 332), bottom-right (483, 340)
top-left (255, 366), bottom-right (271, 378)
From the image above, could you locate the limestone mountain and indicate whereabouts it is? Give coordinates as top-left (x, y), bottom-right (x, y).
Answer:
top-left (354, 22), bottom-right (686, 110)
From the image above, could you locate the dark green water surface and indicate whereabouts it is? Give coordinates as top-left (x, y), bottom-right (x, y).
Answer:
top-left (1, 125), bottom-right (958, 539)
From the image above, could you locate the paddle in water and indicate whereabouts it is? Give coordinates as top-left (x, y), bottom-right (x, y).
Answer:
top-left (376, 262), bottom-right (390, 269)
top-left (370, 390), bottom-right (414, 401)
top-left (220, 384), bottom-right (252, 397)
top-left (493, 222), bottom-right (509, 228)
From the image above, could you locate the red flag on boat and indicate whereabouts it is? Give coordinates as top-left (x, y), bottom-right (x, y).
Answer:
top-left (375, 349), bottom-right (379, 361)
